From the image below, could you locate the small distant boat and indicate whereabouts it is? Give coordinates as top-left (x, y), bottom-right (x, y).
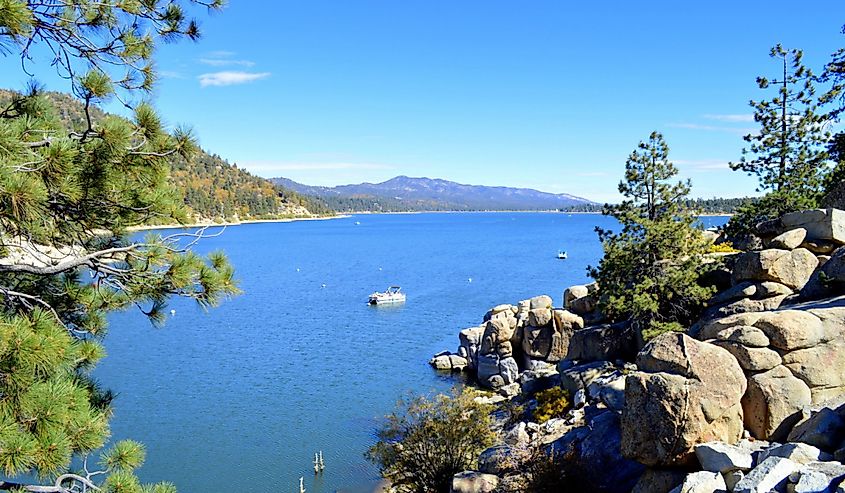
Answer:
top-left (354, 221), bottom-right (361, 225)
top-left (557, 250), bottom-right (568, 260)
top-left (368, 286), bottom-right (406, 305)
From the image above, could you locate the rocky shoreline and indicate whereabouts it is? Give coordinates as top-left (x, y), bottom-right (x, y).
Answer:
top-left (431, 208), bottom-right (845, 493)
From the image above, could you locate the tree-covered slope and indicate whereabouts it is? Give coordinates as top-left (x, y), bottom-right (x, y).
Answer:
top-left (0, 89), bottom-right (332, 222)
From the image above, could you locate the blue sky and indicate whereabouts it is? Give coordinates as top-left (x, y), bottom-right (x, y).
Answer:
top-left (2, 1), bottom-right (844, 202)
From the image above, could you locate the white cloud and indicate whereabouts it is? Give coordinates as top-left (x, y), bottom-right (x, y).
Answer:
top-left (198, 71), bottom-right (271, 87)
top-left (242, 161), bottom-right (396, 172)
top-left (703, 114), bottom-right (754, 123)
top-left (199, 58), bottom-right (256, 67)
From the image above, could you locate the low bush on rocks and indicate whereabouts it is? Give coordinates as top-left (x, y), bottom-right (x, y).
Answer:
top-left (367, 389), bottom-right (496, 493)
top-left (533, 387), bottom-right (570, 424)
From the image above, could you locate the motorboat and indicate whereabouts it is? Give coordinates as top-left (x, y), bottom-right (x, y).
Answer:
top-left (368, 286), bottom-right (406, 305)
top-left (557, 250), bottom-right (568, 259)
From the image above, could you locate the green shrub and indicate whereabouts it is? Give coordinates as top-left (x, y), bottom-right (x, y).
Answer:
top-left (533, 387), bottom-right (570, 424)
top-left (367, 389), bottom-right (496, 493)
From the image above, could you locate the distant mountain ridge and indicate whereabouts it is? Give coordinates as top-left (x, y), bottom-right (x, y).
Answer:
top-left (271, 176), bottom-right (596, 212)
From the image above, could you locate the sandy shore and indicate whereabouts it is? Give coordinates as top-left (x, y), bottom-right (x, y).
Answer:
top-left (126, 215), bottom-right (349, 232)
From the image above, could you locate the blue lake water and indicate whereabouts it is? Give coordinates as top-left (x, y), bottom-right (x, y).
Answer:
top-left (96, 212), bottom-right (729, 492)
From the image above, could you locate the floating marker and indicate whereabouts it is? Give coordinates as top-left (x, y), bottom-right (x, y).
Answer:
top-left (170, 309), bottom-right (176, 316)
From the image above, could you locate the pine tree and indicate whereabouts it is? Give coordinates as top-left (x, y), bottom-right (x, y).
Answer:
top-left (727, 44), bottom-right (831, 234)
top-left (820, 24), bottom-right (845, 120)
top-left (589, 132), bottom-right (714, 342)
top-left (0, 2), bottom-right (236, 492)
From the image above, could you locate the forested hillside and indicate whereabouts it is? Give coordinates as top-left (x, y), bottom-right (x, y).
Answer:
top-left (0, 89), bottom-right (332, 222)
top-left (561, 196), bottom-right (755, 214)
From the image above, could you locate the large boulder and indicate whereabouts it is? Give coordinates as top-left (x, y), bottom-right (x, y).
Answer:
top-left (559, 360), bottom-right (616, 395)
top-left (569, 294), bottom-right (598, 316)
top-left (732, 248), bottom-right (819, 290)
top-left (768, 228), bottom-right (808, 250)
top-left (788, 401), bottom-right (845, 452)
top-left (699, 308), bottom-right (832, 352)
top-left (567, 322), bottom-right (636, 363)
top-left (528, 308), bottom-right (552, 327)
top-left (702, 294), bottom-right (789, 320)
top-left (476, 353), bottom-right (502, 387)
top-left (548, 310), bottom-right (583, 362)
top-left (710, 340), bottom-right (782, 371)
top-left (756, 443), bottom-right (832, 465)
top-left (709, 281), bottom-right (794, 307)
top-left (694, 441), bottom-right (754, 473)
top-left (668, 471), bottom-right (727, 493)
top-left (459, 325), bottom-right (485, 370)
top-left (713, 325), bottom-right (770, 347)
top-left (430, 354), bottom-right (453, 370)
top-left (782, 339), bottom-right (845, 404)
top-left (733, 456), bottom-right (800, 493)
top-left (586, 370), bottom-right (627, 411)
top-left (450, 471), bottom-right (499, 493)
top-left (781, 208), bottom-right (845, 245)
top-left (479, 317), bottom-right (516, 355)
top-left (622, 334), bottom-right (747, 466)
top-left (802, 246), bottom-right (845, 300)
top-left (548, 410), bottom-right (645, 493)
top-left (499, 357), bottom-right (519, 385)
top-left (754, 310), bottom-right (828, 351)
top-left (564, 285), bottom-right (590, 309)
top-left (522, 325), bottom-right (553, 359)
top-left (742, 365), bottom-right (812, 441)
top-left (529, 295), bottom-right (553, 310)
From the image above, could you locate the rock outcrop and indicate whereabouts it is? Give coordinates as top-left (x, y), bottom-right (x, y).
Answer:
top-left (434, 208), bottom-right (845, 493)
top-left (621, 333), bottom-right (746, 466)
top-left (731, 248), bottom-right (818, 290)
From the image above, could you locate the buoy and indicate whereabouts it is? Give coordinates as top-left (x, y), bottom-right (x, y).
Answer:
top-left (321, 283), bottom-right (327, 288)
top-left (468, 277), bottom-right (472, 283)
top-left (296, 268), bottom-right (300, 272)
top-left (170, 309), bottom-right (176, 316)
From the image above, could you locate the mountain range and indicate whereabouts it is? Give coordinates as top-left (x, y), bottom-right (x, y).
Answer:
top-left (270, 176), bottom-right (595, 212)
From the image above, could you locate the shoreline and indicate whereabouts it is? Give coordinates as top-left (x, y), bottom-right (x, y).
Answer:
top-left (338, 210), bottom-right (732, 217)
top-left (126, 210), bottom-right (732, 232)
top-left (126, 214), bottom-right (350, 232)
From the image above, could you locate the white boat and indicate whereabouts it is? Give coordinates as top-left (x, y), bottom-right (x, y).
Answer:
top-left (368, 286), bottom-right (406, 305)
top-left (557, 250), bottom-right (568, 259)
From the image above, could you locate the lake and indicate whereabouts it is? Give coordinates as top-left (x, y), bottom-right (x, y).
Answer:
top-left (96, 212), bottom-right (728, 492)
